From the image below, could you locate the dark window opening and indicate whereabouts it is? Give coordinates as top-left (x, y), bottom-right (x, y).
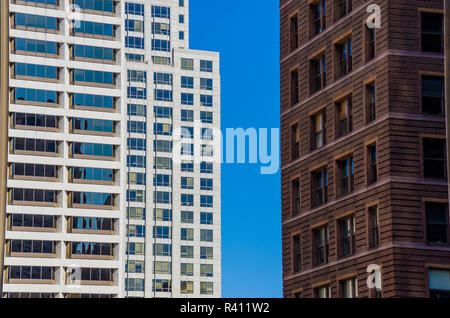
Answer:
top-left (310, 54), bottom-right (326, 94)
top-left (426, 202), bottom-right (448, 244)
top-left (336, 96), bottom-right (352, 137)
top-left (312, 167), bottom-right (328, 207)
top-left (367, 144), bottom-right (378, 185)
top-left (290, 68), bottom-right (299, 106)
top-left (422, 76), bottom-right (444, 116)
top-left (292, 178), bottom-right (301, 216)
top-left (423, 138), bottom-right (446, 179)
top-left (337, 38), bottom-right (352, 78)
top-left (290, 14), bottom-right (299, 51)
top-left (422, 12), bottom-right (443, 53)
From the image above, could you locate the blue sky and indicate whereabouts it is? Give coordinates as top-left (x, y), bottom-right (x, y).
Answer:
top-left (190, 1), bottom-right (282, 298)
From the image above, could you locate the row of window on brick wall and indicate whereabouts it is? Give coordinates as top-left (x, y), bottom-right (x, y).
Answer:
top-left (290, 74), bottom-right (445, 161)
top-left (290, 143), bottom-right (377, 215)
top-left (291, 136), bottom-right (447, 215)
top-left (291, 200), bottom-right (449, 274)
top-left (288, 10), bottom-right (444, 106)
top-left (289, 3), bottom-right (443, 55)
top-left (289, 0), bottom-right (353, 51)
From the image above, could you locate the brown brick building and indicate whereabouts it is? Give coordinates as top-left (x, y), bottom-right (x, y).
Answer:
top-left (281, 0), bottom-right (450, 298)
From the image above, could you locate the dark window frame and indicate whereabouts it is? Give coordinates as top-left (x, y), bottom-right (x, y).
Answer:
top-left (310, 0), bottom-right (326, 37)
top-left (367, 144), bottom-right (378, 185)
top-left (421, 12), bottom-right (444, 54)
top-left (311, 167), bottom-right (328, 208)
top-left (368, 205), bottom-right (380, 249)
top-left (290, 67), bottom-right (299, 106)
top-left (336, 155), bottom-right (354, 197)
top-left (313, 225), bottom-right (329, 266)
top-left (292, 233), bottom-right (302, 273)
top-left (338, 215), bottom-right (356, 258)
top-left (310, 53), bottom-right (327, 94)
top-left (289, 13), bottom-right (299, 51)
top-left (311, 110), bottom-right (326, 151)
top-left (291, 178), bottom-right (301, 216)
top-left (425, 202), bottom-right (449, 245)
top-left (423, 138), bottom-right (447, 180)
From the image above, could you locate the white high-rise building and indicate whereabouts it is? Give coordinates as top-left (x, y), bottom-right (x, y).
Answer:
top-left (123, 0), bottom-right (221, 298)
top-left (1, 0), bottom-right (220, 298)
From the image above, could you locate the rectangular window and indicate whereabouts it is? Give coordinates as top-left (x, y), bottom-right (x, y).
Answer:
top-left (153, 280), bottom-right (171, 293)
top-left (181, 246), bottom-right (194, 258)
top-left (336, 95), bottom-right (353, 137)
top-left (153, 174), bottom-right (171, 187)
top-left (425, 202), bottom-right (448, 244)
top-left (200, 60), bottom-right (213, 72)
top-left (154, 106), bottom-right (172, 119)
top-left (336, 38), bottom-right (352, 78)
top-left (421, 12), bottom-right (443, 53)
top-left (311, 110), bottom-right (326, 150)
top-left (291, 178), bottom-right (300, 216)
top-left (200, 229), bottom-right (213, 242)
top-left (181, 263), bottom-right (193, 276)
top-left (200, 195), bottom-right (213, 208)
top-left (152, 22), bottom-right (170, 35)
top-left (200, 95), bottom-right (213, 107)
top-left (181, 161), bottom-right (194, 172)
top-left (154, 157), bottom-right (172, 170)
top-left (200, 162), bottom-right (213, 174)
top-left (290, 68), bottom-right (299, 106)
top-left (181, 58), bottom-right (194, 70)
top-left (338, 215), bottom-right (356, 258)
top-left (181, 211), bottom-right (194, 224)
top-left (200, 178), bottom-right (213, 191)
top-left (154, 261), bottom-right (171, 275)
top-left (201, 264), bottom-right (214, 277)
top-left (181, 194), bottom-right (194, 207)
top-left (292, 234), bottom-right (301, 273)
top-left (200, 282), bottom-right (213, 295)
top-left (153, 72), bottom-right (172, 85)
top-left (423, 138), bottom-right (446, 179)
top-left (336, 0), bottom-right (352, 20)
top-left (312, 167), bottom-right (328, 207)
top-left (429, 269), bottom-right (450, 298)
top-left (181, 93), bottom-right (194, 105)
top-left (153, 244), bottom-right (172, 257)
top-left (366, 26), bottom-right (376, 61)
top-left (152, 6), bottom-right (171, 19)
top-left (180, 281), bottom-right (193, 294)
top-left (200, 212), bottom-right (213, 225)
top-left (368, 206), bottom-right (380, 248)
top-left (200, 111), bottom-right (213, 124)
top-left (125, 3), bottom-right (144, 16)
top-left (422, 75), bottom-right (444, 116)
top-left (290, 13), bottom-right (299, 51)
top-left (200, 247), bottom-right (213, 260)
top-left (181, 177), bottom-right (194, 190)
top-left (311, 0), bottom-right (326, 36)
top-left (181, 109), bottom-right (194, 122)
top-left (315, 285), bottom-right (331, 298)
top-left (367, 144), bottom-right (378, 185)
top-left (153, 209), bottom-right (171, 222)
top-left (340, 278), bottom-right (358, 298)
top-left (181, 76), bottom-right (194, 89)
top-left (181, 228), bottom-right (194, 241)
top-left (200, 78), bottom-right (213, 91)
top-left (337, 156), bottom-right (354, 197)
top-left (310, 53), bottom-right (326, 94)
top-left (291, 123), bottom-right (300, 161)
top-left (313, 226), bottom-right (329, 265)
top-left (366, 83), bottom-right (376, 122)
